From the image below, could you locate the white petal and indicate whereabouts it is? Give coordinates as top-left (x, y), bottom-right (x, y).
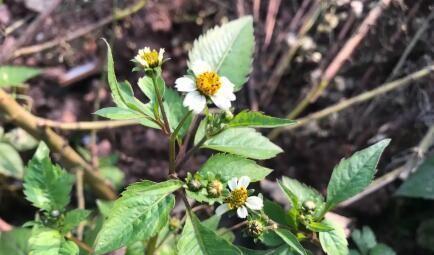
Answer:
top-left (217, 78), bottom-right (236, 101)
top-left (210, 94), bottom-right (231, 110)
top-left (236, 206), bottom-right (248, 218)
top-left (228, 177), bottom-right (238, 191)
top-left (246, 196), bottom-right (263, 210)
top-left (216, 204), bottom-right (230, 216)
top-left (220, 77), bottom-right (235, 91)
top-left (183, 91), bottom-right (206, 114)
top-left (237, 176), bottom-right (250, 188)
top-left (175, 76), bottom-right (197, 92)
top-left (144, 47), bottom-right (151, 53)
top-left (159, 48), bottom-right (165, 62)
top-left (191, 60), bottom-right (212, 76)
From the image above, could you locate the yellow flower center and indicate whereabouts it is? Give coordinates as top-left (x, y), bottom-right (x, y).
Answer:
top-left (226, 187), bottom-right (248, 209)
top-left (140, 50), bottom-right (160, 68)
top-left (196, 71), bottom-right (222, 96)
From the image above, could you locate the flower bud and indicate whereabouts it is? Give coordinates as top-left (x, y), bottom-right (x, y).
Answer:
top-left (51, 210), bottom-right (60, 217)
top-left (303, 200), bottom-right (316, 211)
top-left (169, 217), bottom-right (181, 231)
top-left (207, 180), bottom-right (223, 198)
top-left (188, 178), bottom-right (202, 191)
top-left (247, 220), bottom-right (264, 237)
top-left (224, 110), bottom-right (234, 121)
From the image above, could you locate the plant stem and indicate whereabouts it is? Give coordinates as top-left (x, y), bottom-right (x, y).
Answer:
top-left (66, 235), bottom-right (94, 254)
top-left (169, 111), bottom-right (192, 175)
top-left (151, 72), bottom-right (171, 135)
top-left (145, 235), bottom-right (158, 255)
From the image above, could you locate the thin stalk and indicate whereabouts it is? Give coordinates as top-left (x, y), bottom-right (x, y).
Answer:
top-left (169, 111), bottom-right (192, 174)
top-left (145, 235), bottom-right (158, 255)
top-left (151, 72), bottom-right (170, 134)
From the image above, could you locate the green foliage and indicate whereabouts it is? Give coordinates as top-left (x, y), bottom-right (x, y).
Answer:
top-left (369, 244), bottom-right (396, 255)
top-left (28, 227), bottom-right (79, 255)
top-left (202, 128), bottom-right (283, 160)
top-left (61, 209), bottom-right (91, 234)
top-left (94, 180), bottom-right (182, 254)
top-left (351, 226), bottom-right (377, 255)
top-left (198, 153), bottom-right (272, 182)
top-left (0, 65), bottom-right (41, 87)
top-left (263, 200), bottom-right (292, 226)
top-left (3, 127), bottom-right (39, 151)
top-left (23, 142), bottom-right (75, 212)
top-left (326, 139), bottom-right (390, 210)
top-left (0, 228), bottom-right (31, 255)
top-left (177, 213), bottom-right (242, 255)
top-left (0, 142), bottom-right (24, 179)
top-left (228, 111), bottom-right (296, 128)
top-left (278, 177), bottom-right (324, 210)
top-left (188, 16), bottom-right (254, 91)
top-left (138, 75), bottom-right (165, 105)
top-left (94, 107), bottom-right (143, 119)
top-left (163, 88), bottom-right (192, 138)
top-left (396, 155), bottom-right (434, 199)
top-left (319, 220), bottom-right (348, 255)
top-left (275, 228), bottom-right (307, 255)
top-left (417, 218), bottom-right (434, 252)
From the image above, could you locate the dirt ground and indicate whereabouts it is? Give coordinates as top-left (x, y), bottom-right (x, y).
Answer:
top-left (1, 0), bottom-right (434, 254)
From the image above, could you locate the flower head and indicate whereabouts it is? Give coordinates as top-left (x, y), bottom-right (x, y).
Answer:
top-left (215, 176), bottom-right (263, 219)
top-left (134, 47), bottom-right (165, 69)
top-left (175, 60), bottom-right (236, 114)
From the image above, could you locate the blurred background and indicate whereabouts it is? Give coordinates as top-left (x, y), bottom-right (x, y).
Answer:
top-left (0, 0), bottom-right (434, 254)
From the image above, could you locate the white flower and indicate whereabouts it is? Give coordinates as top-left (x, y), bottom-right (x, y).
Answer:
top-left (175, 60), bottom-right (236, 114)
top-left (215, 176), bottom-right (263, 219)
top-left (135, 47), bottom-right (165, 68)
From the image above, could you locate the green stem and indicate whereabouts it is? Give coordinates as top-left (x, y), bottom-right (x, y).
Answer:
top-left (151, 71), bottom-right (170, 134)
top-left (169, 111), bottom-right (192, 175)
top-left (145, 235), bottom-right (158, 255)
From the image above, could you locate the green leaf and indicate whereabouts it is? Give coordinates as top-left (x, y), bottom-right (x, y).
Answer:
top-left (94, 107), bottom-right (143, 119)
top-left (0, 227), bottom-right (31, 255)
top-left (278, 177), bottom-right (323, 210)
top-left (202, 128), bottom-right (282, 160)
top-left (275, 228), bottom-right (307, 255)
top-left (0, 66), bottom-right (41, 87)
top-left (94, 180), bottom-right (182, 254)
top-left (3, 128), bottom-right (38, 151)
top-left (103, 40), bottom-right (128, 108)
top-left (202, 214), bottom-right (221, 230)
top-left (23, 142), bottom-right (75, 211)
top-left (238, 245), bottom-right (293, 255)
top-left (417, 218), bottom-right (434, 252)
top-left (188, 16), bottom-right (254, 91)
top-left (28, 227), bottom-right (78, 255)
top-left (396, 155), bottom-right (434, 199)
top-left (177, 213), bottom-right (241, 255)
top-left (138, 75), bottom-right (165, 104)
top-left (351, 226), bottom-right (377, 255)
top-left (99, 166), bottom-right (125, 190)
top-left (228, 111), bottom-right (296, 128)
top-left (164, 88), bottom-right (192, 138)
top-left (263, 200), bottom-right (292, 227)
top-left (307, 221), bottom-right (334, 232)
top-left (319, 220), bottom-right (348, 255)
top-left (259, 230), bottom-right (284, 247)
top-left (194, 118), bottom-right (207, 145)
top-left (326, 139), bottom-right (390, 209)
top-left (0, 142), bottom-right (24, 179)
top-left (126, 241), bottom-right (145, 255)
top-left (61, 209), bottom-right (91, 234)
top-left (198, 153), bottom-right (272, 182)
top-left (369, 244), bottom-right (395, 255)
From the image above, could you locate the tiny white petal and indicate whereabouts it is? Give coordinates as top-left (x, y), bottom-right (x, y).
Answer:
top-left (159, 48), bottom-right (165, 62)
top-left (210, 94), bottom-right (231, 110)
top-left (220, 77), bottom-right (235, 91)
top-left (237, 206), bottom-right (248, 218)
top-left (216, 203), bottom-right (230, 216)
top-left (191, 60), bottom-right (212, 76)
top-left (237, 176), bottom-right (250, 188)
top-left (144, 47), bottom-right (151, 53)
top-left (246, 196), bottom-right (263, 210)
top-left (183, 91), bottom-right (206, 114)
top-left (228, 177), bottom-right (238, 191)
top-left (175, 76), bottom-right (197, 92)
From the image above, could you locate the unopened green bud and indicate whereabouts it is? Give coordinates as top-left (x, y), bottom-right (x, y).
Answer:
top-left (303, 200), bottom-right (316, 211)
top-left (224, 110), bottom-right (233, 121)
top-left (51, 210), bottom-right (60, 217)
top-left (247, 220), bottom-right (264, 237)
top-left (169, 217), bottom-right (181, 231)
top-left (207, 180), bottom-right (223, 198)
top-left (188, 178), bottom-right (202, 191)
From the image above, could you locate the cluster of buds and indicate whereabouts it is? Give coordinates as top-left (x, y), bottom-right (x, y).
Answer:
top-left (185, 172), bottom-right (226, 200)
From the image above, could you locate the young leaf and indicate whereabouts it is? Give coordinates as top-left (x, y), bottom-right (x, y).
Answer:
top-left (0, 66), bottom-right (41, 87)
top-left (188, 16), bottom-right (254, 91)
top-left (198, 153), bottom-right (272, 182)
top-left (94, 180), bottom-right (182, 254)
top-left (319, 220), bottom-right (348, 255)
top-left (274, 228), bottom-right (307, 255)
top-left (23, 143), bottom-right (75, 212)
top-left (137, 75), bottom-right (165, 104)
top-left (0, 227), bottom-right (31, 255)
top-left (202, 128), bottom-right (283, 160)
top-left (326, 139), bottom-right (390, 209)
top-left (0, 142), bottom-right (24, 179)
top-left (396, 155), bottom-right (434, 199)
top-left (94, 107), bottom-right (143, 120)
top-left (61, 209), bottom-right (91, 234)
top-left (369, 244), bottom-right (396, 255)
top-left (307, 221), bottom-right (334, 232)
top-left (228, 111), bottom-right (296, 128)
top-left (28, 227), bottom-right (79, 255)
top-left (278, 177), bottom-right (323, 210)
top-left (177, 213), bottom-right (242, 255)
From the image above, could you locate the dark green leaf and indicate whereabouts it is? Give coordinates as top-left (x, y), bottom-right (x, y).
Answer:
top-left (275, 228), bottom-right (306, 255)
top-left (238, 245), bottom-right (293, 255)
top-left (94, 107), bottom-right (143, 119)
top-left (278, 177), bottom-right (323, 210)
top-left (0, 142), bottom-right (24, 179)
top-left (0, 227), bottom-right (31, 255)
top-left (0, 66), bottom-right (41, 87)
top-left (417, 218), bottom-right (434, 252)
top-left (61, 209), bottom-right (91, 234)
top-left (396, 155), bottom-right (434, 199)
top-left (369, 244), bottom-right (395, 255)
top-left (351, 226), bottom-right (377, 255)
top-left (263, 200), bottom-right (291, 227)
top-left (228, 111), bottom-right (295, 128)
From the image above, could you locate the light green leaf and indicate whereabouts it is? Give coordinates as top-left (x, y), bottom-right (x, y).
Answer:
top-left (396, 155), bottom-right (434, 199)
top-left (94, 180), bottom-right (182, 254)
top-left (3, 128), bottom-right (38, 151)
top-left (278, 177), bottom-right (323, 210)
top-left (186, 189), bottom-right (222, 205)
top-left (0, 142), bottom-right (24, 179)
top-left (0, 227), bottom-right (31, 255)
top-left (417, 218), bottom-right (434, 252)
top-left (198, 153), bottom-right (272, 182)
top-left (228, 111), bottom-right (296, 128)
top-left (202, 128), bottom-right (282, 160)
top-left (202, 215), bottom-right (221, 230)
top-left (194, 118), bottom-right (207, 145)
top-left (99, 166), bottom-right (125, 190)
top-left (326, 139), bottom-right (390, 209)
top-left (94, 107), bottom-right (143, 119)
top-left (137, 75), bottom-right (165, 103)
top-left (61, 209), bottom-right (91, 234)
top-left (0, 66), bottom-right (41, 87)
top-left (28, 227), bottom-right (78, 255)
top-left (126, 241), bottom-right (145, 255)
top-left (275, 228), bottom-right (307, 255)
top-left (319, 220), bottom-right (348, 255)
top-left (188, 16), bottom-right (254, 91)
top-left (177, 213), bottom-right (241, 255)
top-left (369, 244), bottom-right (395, 255)
top-left (164, 88), bottom-right (192, 138)
top-left (307, 221), bottom-right (334, 232)
top-left (23, 142), bottom-right (75, 211)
